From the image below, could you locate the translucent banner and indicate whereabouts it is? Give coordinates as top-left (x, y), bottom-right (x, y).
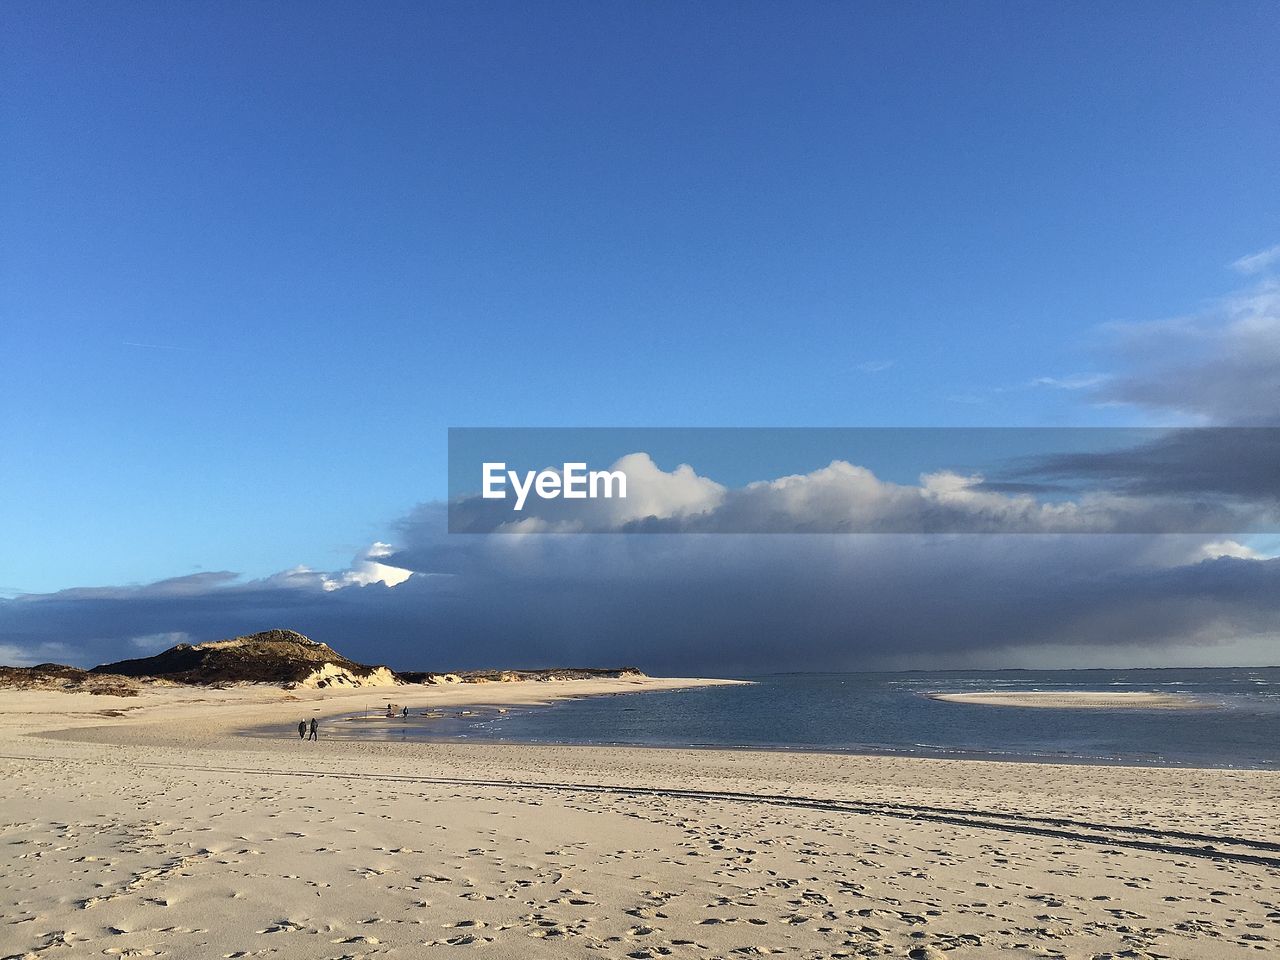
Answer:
top-left (447, 427), bottom-right (1280, 534)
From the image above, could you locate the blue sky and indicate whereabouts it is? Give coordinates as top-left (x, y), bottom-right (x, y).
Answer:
top-left (2, 2), bottom-right (1279, 648)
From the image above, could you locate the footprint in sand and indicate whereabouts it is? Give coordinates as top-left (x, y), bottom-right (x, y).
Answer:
top-left (256, 919), bottom-right (311, 934)
top-left (426, 933), bottom-right (495, 946)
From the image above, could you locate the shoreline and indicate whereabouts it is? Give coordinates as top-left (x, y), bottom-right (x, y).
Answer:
top-left (4, 674), bottom-right (1265, 772)
top-left (4, 675), bottom-right (750, 765)
top-left (241, 702), bottom-right (1278, 773)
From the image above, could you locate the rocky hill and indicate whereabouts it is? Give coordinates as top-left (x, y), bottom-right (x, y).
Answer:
top-left (90, 629), bottom-right (399, 689)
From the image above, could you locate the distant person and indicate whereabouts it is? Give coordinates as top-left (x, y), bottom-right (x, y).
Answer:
top-left (297, 720), bottom-right (306, 740)
top-left (402, 705), bottom-right (408, 719)
top-left (308, 717), bottom-right (318, 741)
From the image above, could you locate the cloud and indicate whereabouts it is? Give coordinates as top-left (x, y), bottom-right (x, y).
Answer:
top-left (996, 428), bottom-right (1280, 504)
top-left (856, 359), bottom-right (894, 373)
top-left (1232, 244), bottom-right (1280, 275)
top-left (1095, 280), bottom-right (1280, 424)
top-left (1197, 540), bottom-right (1264, 561)
top-left (1030, 374), bottom-right (1107, 390)
top-left (597, 453), bottom-right (727, 526)
top-left (320, 542), bottom-right (413, 592)
top-left (4, 499), bottom-right (1277, 675)
top-left (39, 571), bottom-right (242, 601)
top-left (344, 525), bottom-right (1280, 673)
top-left (233, 544), bottom-right (414, 594)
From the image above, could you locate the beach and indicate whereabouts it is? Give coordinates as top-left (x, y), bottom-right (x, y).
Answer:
top-left (2, 680), bottom-right (1278, 959)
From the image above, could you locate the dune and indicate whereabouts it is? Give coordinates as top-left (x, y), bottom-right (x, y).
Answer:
top-left (5, 628), bottom-right (653, 694)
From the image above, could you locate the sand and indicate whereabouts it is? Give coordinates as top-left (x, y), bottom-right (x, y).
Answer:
top-left (929, 690), bottom-right (1208, 710)
top-left (2, 678), bottom-right (1278, 960)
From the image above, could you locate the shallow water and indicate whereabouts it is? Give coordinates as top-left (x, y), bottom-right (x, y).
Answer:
top-left (302, 668), bottom-right (1280, 769)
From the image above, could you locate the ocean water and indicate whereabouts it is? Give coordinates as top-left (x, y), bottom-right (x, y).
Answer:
top-left (326, 668), bottom-right (1280, 769)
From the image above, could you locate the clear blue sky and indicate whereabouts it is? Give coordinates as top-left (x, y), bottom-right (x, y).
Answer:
top-left (3, 1), bottom-right (1278, 594)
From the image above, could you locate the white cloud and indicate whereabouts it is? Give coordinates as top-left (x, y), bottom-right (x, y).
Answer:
top-left (1197, 540), bottom-right (1264, 561)
top-left (321, 542), bottom-right (414, 592)
top-left (257, 543), bottom-right (415, 592)
top-left (605, 452), bottom-right (726, 524)
top-left (1231, 243), bottom-right (1280, 275)
top-left (1030, 374), bottom-right (1107, 390)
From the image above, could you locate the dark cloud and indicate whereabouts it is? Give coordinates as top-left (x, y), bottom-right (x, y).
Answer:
top-left (4, 503), bottom-right (1277, 674)
top-left (994, 428), bottom-right (1280, 503)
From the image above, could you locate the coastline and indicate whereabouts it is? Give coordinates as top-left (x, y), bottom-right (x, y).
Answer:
top-left (2, 681), bottom-right (1278, 958)
top-left (258, 707), bottom-right (1267, 773)
top-left (33, 673), bottom-right (1254, 771)
top-left (0, 673), bottom-right (746, 739)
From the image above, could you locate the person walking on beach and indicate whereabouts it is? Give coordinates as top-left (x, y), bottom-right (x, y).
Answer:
top-left (297, 720), bottom-right (306, 740)
top-left (402, 705), bottom-right (408, 719)
top-left (308, 717), bottom-right (318, 741)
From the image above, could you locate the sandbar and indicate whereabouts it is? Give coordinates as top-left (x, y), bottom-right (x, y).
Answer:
top-left (930, 689), bottom-right (1207, 709)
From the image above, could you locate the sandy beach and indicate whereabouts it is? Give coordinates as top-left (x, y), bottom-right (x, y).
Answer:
top-left (2, 679), bottom-right (1278, 960)
top-left (929, 691), bottom-right (1208, 710)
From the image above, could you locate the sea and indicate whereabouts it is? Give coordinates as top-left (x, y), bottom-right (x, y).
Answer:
top-left (321, 668), bottom-right (1280, 770)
